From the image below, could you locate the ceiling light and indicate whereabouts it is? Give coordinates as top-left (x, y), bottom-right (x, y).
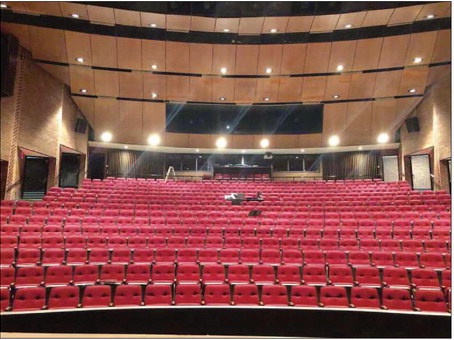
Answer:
top-left (220, 67), bottom-right (227, 74)
top-left (332, 94), bottom-right (340, 99)
top-left (100, 131), bottom-right (112, 142)
top-left (124, 145), bottom-right (128, 149)
top-left (76, 57), bottom-right (84, 63)
top-left (1, 3), bottom-right (9, 9)
top-left (336, 65), bottom-right (344, 72)
top-left (195, 149), bottom-right (200, 153)
top-left (147, 134), bottom-right (161, 146)
top-left (241, 150), bottom-right (246, 153)
top-left (408, 88), bottom-right (417, 93)
top-left (263, 97), bottom-right (270, 101)
top-left (151, 64), bottom-right (158, 70)
top-left (71, 13), bottom-right (79, 18)
top-left (150, 23), bottom-right (157, 27)
top-left (358, 146), bottom-right (363, 150)
top-left (216, 137), bottom-right (227, 149)
top-left (377, 133), bottom-right (389, 144)
top-left (295, 156), bottom-right (299, 159)
top-left (328, 135), bottom-right (340, 146)
top-left (300, 149), bottom-right (305, 152)
top-left (219, 97), bottom-right (226, 101)
top-left (413, 57), bottom-right (423, 64)
top-left (270, 28), bottom-right (278, 33)
top-left (223, 28), bottom-right (230, 32)
top-left (265, 68), bottom-right (272, 74)
top-left (260, 138), bottom-right (270, 148)
top-left (80, 89), bottom-right (87, 93)
top-left (344, 24), bottom-right (352, 28)
top-left (226, 125), bottom-right (230, 129)
top-left (151, 93), bottom-right (159, 99)
top-left (425, 14), bottom-right (435, 19)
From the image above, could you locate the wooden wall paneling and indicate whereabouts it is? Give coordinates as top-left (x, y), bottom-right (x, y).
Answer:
top-left (234, 78), bottom-right (257, 103)
top-left (373, 70), bottom-right (402, 98)
top-left (2, 1), bottom-right (27, 12)
top-left (164, 133), bottom-right (189, 148)
top-left (238, 17), bottom-right (265, 35)
top-left (257, 44), bottom-right (283, 75)
top-left (324, 74), bottom-right (351, 100)
top-left (166, 41), bottom-right (190, 73)
top-left (211, 77), bottom-right (235, 103)
top-left (387, 5), bottom-right (424, 25)
top-left (310, 14), bottom-right (340, 32)
top-left (253, 135), bottom-right (276, 149)
top-left (346, 101), bottom-right (373, 145)
top-left (286, 16), bottom-right (314, 32)
top-left (431, 30), bottom-right (451, 63)
top-left (426, 64), bottom-right (451, 87)
top-left (140, 12), bottom-right (166, 28)
top-left (117, 37), bottom-right (142, 70)
top-left (141, 40), bottom-right (166, 71)
top-left (255, 77), bottom-right (280, 102)
top-left (214, 18), bottom-right (240, 33)
top-left (352, 38), bottom-right (383, 71)
top-left (235, 45), bottom-right (260, 75)
top-left (212, 44), bottom-right (237, 75)
top-left (166, 75), bottom-right (189, 101)
top-left (24, 2), bottom-right (62, 16)
top-left (189, 77), bottom-right (212, 102)
top-left (72, 96), bottom-right (95, 126)
top-left (262, 17), bottom-right (289, 33)
top-left (304, 42), bottom-right (331, 73)
top-left (398, 68), bottom-right (429, 96)
top-left (59, 3), bottom-right (88, 20)
top-left (404, 31), bottom-right (438, 65)
top-left (361, 9), bottom-right (394, 27)
top-left (378, 35), bottom-right (411, 68)
top-left (166, 14), bottom-right (191, 32)
top-left (143, 102), bottom-right (166, 141)
top-left (371, 99), bottom-right (398, 139)
top-left (280, 44), bottom-right (307, 74)
top-left (143, 73), bottom-right (167, 100)
top-left (114, 8), bottom-right (141, 26)
top-left (86, 5), bottom-right (116, 24)
top-left (348, 72), bottom-right (377, 99)
top-left (322, 102), bottom-right (348, 146)
top-left (298, 134), bottom-right (322, 148)
top-left (328, 40), bottom-right (357, 72)
top-left (417, 2), bottom-right (451, 20)
top-left (65, 31), bottom-right (92, 65)
top-left (277, 77), bottom-right (303, 102)
top-left (93, 69), bottom-right (119, 97)
top-left (301, 76), bottom-right (327, 102)
top-left (117, 101), bottom-right (143, 144)
top-left (190, 16), bottom-right (216, 32)
top-left (188, 134), bottom-right (217, 148)
top-left (69, 65), bottom-right (94, 94)
top-left (275, 135), bottom-right (299, 148)
top-left (29, 27), bottom-right (67, 62)
top-left (94, 98), bottom-right (119, 140)
top-left (335, 12), bottom-right (366, 30)
top-left (189, 43), bottom-right (213, 74)
top-left (0, 23), bottom-right (31, 51)
top-left (119, 71), bottom-right (144, 99)
top-left (231, 135), bottom-right (254, 149)
top-left (39, 63), bottom-right (70, 85)
top-left (90, 34), bottom-right (118, 68)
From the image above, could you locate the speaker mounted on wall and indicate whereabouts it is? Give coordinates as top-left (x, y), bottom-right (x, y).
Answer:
top-left (405, 117), bottom-right (420, 133)
top-left (75, 118), bottom-right (88, 134)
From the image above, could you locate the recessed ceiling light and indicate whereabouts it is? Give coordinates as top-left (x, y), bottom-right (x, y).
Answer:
top-left (336, 65), bottom-right (344, 72)
top-left (295, 156), bottom-right (299, 159)
top-left (151, 64), bottom-right (158, 70)
top-left (76, 57), bottom-right (84, 63)
top-left (425, 14), bottom-right (435, 19)
top-left (100, 131), bottom-right (112, 142)
top-left (300, 149), bottom-right (305, 152)
top-left (219, 97), bottom-right (226, 101)
top-left (223, 28), bottom-right (230, 32)
top-left (270, 28), bottom-right (278, 33)
top-left (150, 23), bottom-right (157, 27)
top-left (124, 145), bottom-right (128, 149)
top-left (344, 24), bottom-right (352, 28)
top-left (408, 88), bottom-right (417, 93)
top-left (147, 134), bottom-right (161, 146)
top-left (220, 67), bottom-right (227, 74)
top-left (265, 67), bottom-right (272, 74)
top-left (1, 3), bottom-right (9, 8)
top-left (226, 125), bottom-right (230, 129)
top-left (263, 97), bottom-right (270, 101)
top-left (413, 57), bottom-right (423, 64)
top-left (151, 92), bottom-right (159, 99)
top-left (358, 146), bottom-right (363, 150)
top-left (195, 149), bottom-right (200, 153)
top-left (328, 135), bottom-right (340, 146)
top-left (260, 138), bottom-right (270, 148)
top-left (332, 94), bottom-right (340, 99)
top-left (216, 137), bottom-right (227, 148)
top-left (80, 89), bottom-right (87, 93)
top-left (241, 150), bottom-right (246, 153)
top-left (377, 133), bottom-right (389, 144)
top-left (71, 13), bottom-right (79, 18)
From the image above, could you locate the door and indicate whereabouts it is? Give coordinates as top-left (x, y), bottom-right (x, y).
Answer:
top-left (88, 152), bottom-right (106, 179)
top-left (59, 153), bottom-right (81, 188)
top-left (410, 154), bottom-right (432, 190)
top-left (22, 156), bottom-right (49, 199)
top-left (382, 155), bottom-right (399, 182)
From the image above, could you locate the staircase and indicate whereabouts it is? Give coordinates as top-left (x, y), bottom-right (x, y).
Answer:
top-left (22, 191), bottom-right (45, 200)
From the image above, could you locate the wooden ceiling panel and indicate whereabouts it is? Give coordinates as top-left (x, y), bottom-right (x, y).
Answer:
top-left (215, 18), bottom-right (240, 33)
top-left (212, 44), bottom-right (237, 75)
top-left (114, 9), bottom-right (141, 27)
top-left (231, 135), bottom-right (254, 149)
top-left (29, 27), bottom-right (67, 63)
top-left (166, 14), bottom-right (191, 32)
top-left (255, 77), bottom-right (280, 102)
top-left (286, 16), bottom-right (314, 32)
top-left (388, 5), bottom-right (424, 25)
top-left (164, 133), bottom-right (189, 148)
top-left (346, 101), bottom-right (373, 145)
top-left (0, 23), bottom-right (31, 51)
top-left (275, 135), bottom-right (299, 148)
top-left (280, 44), bottom-right (306, 74)
top-left (301, 76), bottom-right (326, 102)
top-left (404, 31), bottom-right (438, 66)
top-left (39, 63), bottom-right (70, 85)
top-left (140, 12), bottom-right (166, 28)
top-left (373, 70), bottom-right (402, 98)
top-left (117, 37), bottom-right (142, 70)
top-left (361, 9), bottom-right (394, 27)
top-left (328, 40), bottom-right (357, 72)
top-left (310, 14), bottom-right (339, 32)
top-left (189, 43), bottom-right (213, 74)
top-left (143, 73), bottom-right (167, 100)
top-left (371, 99), bottom-right (398, 139)
top-left (378, 35), bottom-right (410, 69)
top-left (141, 39), bottom-right (166, 71)
top-left (426, 64), bottom-right (451, 87)
top-left (335, 12), bottom-right (366, 30)
top-left (117, 101), bottom-right (143, 144)
top-left (324, 74), bottom-right (351, 100)
top-left (238, 17), bottom-right (265, 35)
top-left (72, 96), bottom-right (95, 126)
top-left (65, 31), bottom-right (92, 65)
top-left (277, 77), bottom-right (303, 102)
top-left (166, 75), bottom-right (189, 101)
top-left (24, 2), bottom-right (62, 16)
top-left (94, 98), bottom-right (119, 139)
top-left (3, 1), bottom-right (27, 12)
top-left (416, 2), bottom-right (451, 20)
top-left (348, 72), bottom-right (377, 99)
top-left (59, 3), bottom-right (88, 20)
top-left (211, 77), bottom-right (235, 103)
top-left (352, 38), bottom-right (383, 71)
top-left (262, 17), bottom-right (289, 33)
top-left (298, 134), bottom-right (322, 148)
top-left (143, 102), bottom-right (166, 137)
top-left (166, 41), bottom-right (190, 73)
top-left (257, 44), bottom-right (283, 75)
top-left (235, 45), bottom-right (260, 75)
top-left (396, 97), bottom-right (422, 123)
top-left (90, 34), bottom-right (117, 68)
top-left (119, 71), bottom-right (144, 99)
top-left (69, 65), bottom-right (94, 95)
top-left (431, 29), bottom-right (451, 63)
top-left (304, 42), bottom-right (331, 73)
top-left (234, 78), bottom-right (257, 103)
top-left (322, 103), bottom-right (348, 146)
top-left (93, 69), bottom-right (119, 97)
top-left (190, 16), bottom-right (216, 32)
top-left (398, 68), bottom-right (429, 96)
top-left (86, 5), bottom-right (115, 24)
top-left (189, 77), bottom-right (212, 102)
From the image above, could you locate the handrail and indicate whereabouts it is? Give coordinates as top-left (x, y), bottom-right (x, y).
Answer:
top-left (5, 179), bottom-right (22, 194)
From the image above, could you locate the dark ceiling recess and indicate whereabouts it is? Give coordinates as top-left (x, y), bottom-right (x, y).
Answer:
top-left (165, 103), bottom-right (323, 135)
top-left (74, 2), bottom-right (431, 17)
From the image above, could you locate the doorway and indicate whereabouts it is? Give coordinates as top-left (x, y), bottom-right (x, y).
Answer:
top-left (22, 156), bottom-right (49, 199)
top-left (382, 155), bottom-right (399, 182)
top-left (410, 154), bottom-right (432, 190)
top-left (59, 153), bottom-right (81, 188)
top-left (88, 152), bottom-right (106, 179)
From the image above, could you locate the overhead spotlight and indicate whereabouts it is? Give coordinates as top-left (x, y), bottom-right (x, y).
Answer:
top-left (413, 57), bottom-right (423, 64)
top-left (263, 97), bottom-right (270, 101)
top-left (100, 131), bottom-right (112, 142)
top-left (151, 64), bottom-right (158, 70)
top-left (332, 94), bottom-right (340, 99)
top-left (328, 135), bottom-right (340, 146)
top-left (216, 137), bottom-right (227, 149)
top-left (226, 125), bottom-right (230, 129)
top-left (151, 93), bottom-right (159, 99)
top-left (270, 28), bottom-right (278, 33)
top-left (344, 24), bottom-right (352, 28)
top-left (300, 149), bottom-right (305, 152)
top-left (150, 23), bottom-right (157, 27)
top-left (377, 133), bottom-right (389, 144)
top-left (71, 13), bottom-right (79, 18)
top-left (241, 150), bottom-right (246, 153)
top-left (425, 14), bottom-right (435, 19)
top-left (265, 67), bottom-right (272, 74)
top-left (80, 89), bottom-right (87, 93)
top-left (0, 3), bottom-right (6, 8)
top-left (358, 146), bottom-right (363, 150)
top-left (219, 97), bottom-right (226, 101)
top-left (220, 67), bottom-right (227, 74)
top-left (408, 88), bottom-right (417, 93)
top-left (223, 28), bottom-right (230, 32)
top-left (295, 156), bottom-right (299, 159)
top-left (336, 65), bottom-right (344, 72)
top-left (124, 145), bottom-right (128, 149)
top-left (148, 134), bottom-right (161, 146)
top-left (260, 138), bottom-right (270, 148)
top-left (76, 57), bottom-right (84, 63)
top-left (195, 149), bottom-right (200, 153)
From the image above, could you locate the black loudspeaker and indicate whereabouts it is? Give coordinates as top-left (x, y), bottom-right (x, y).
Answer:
top-left (405, 117), bottom-right (420, 133)
top-left (1, 33), bottom-right (19, 97)
top-left (264, 152), bottom-right (273, 160)
top-left (75, 118), bottom-right (87, 134)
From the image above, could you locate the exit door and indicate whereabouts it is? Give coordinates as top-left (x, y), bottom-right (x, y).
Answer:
top-left (59, 153), bottom-right (81, 188)
top-left (410, 154), bottom-right (432, 190)
top-left (22, 156), bottom-right (49, 199)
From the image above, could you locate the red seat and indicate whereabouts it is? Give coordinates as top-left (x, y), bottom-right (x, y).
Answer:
top-left (371, 252), bottom-right (395, 268)
top-left (1, 288), bottom-right (10, 311)
top-left (100, 264), bottom-right (125, 284)
top-left (198, 249), bottom-right (219, 264)
top-left (394, 252), bottom-right (419, 269)
top-left (177, 248), bottom-right (197, 263)
top-left (348, 251), bottom-right (370, 267)
top-left (300, 239), bottom-right (319, 250)
top-left (204, 284), bottom-right (231, 305)
top-left (381, 288), bottom-right (412, 310)
top-left (282, 250), bottom-right (302, 265)
top-left (328, 265), bottom-right (353, 286)
top-left (144, 284), bottom-right (172, 305)
top-left (133, 249), bottom-right (154, 264)
top-left (82, 285), bottom-right (111, 307)
top-left (1, 268), bottom-right (15, 287)
top-left (320, 286), bottom-right (348, 307)
top-left (414, 289), bottom-right (447, 312)
top-left (65, 236), bottom-right (86, 249)
top-left (232, 284), bottom-right (259, 305)
top-left (290, 285), bottom-right (317, 307)
top-left (383, 267), bottom-right (410, 288)
top-left (0, 248), bottom-right (15, 267)
top-left (154, 249), bottom-right (176, 263)
top-left (41, 248), bottom-right (65, 266)
top-left (354, 267), bottom-right (381, 287)
top-left (12, 287), bottom-right (45, 311)
top-left (114, 285), bottom-right (142, 306)
top-left (240, 249), bottom-right (260, 264)
top-left (176, 264), bottom-right (200, 284)
top-left (15, 267), bottom-right (44, 288)
top-left (420, 253), bottom-right (446, 270)
top-left (303, 250), bottom-right (325, 265)
top-left (174, 284), bottom-right (201, 305)
top-left (66, 248), bottom-right (87, 265)
top-left (219, 248), bottom-right (239, 264)
top-left (88, 248), bottom-right (109, 264)
top-left (45, 266), bottom-right (73, 286)
top-left (86, 236), bottom-right (107, 248)
top-left (261, 285), bottom-right (288, 306)
top-left (73, 265), bottom-right (99, 285)
top-left (350, 287), bottom-right (380, 309)
top-left (442, 270), bottom-right (451, 288)
top-left (325, 251), bottom-right (348, 266)
top-left (411, 269), bottom-right (440, 289)
top-left (125, 264), bottom-right (151, 284)
top-left (48, 286), bottom-right (79, 309)
top-left (359, 239), bottom-right (380, 252)
top-left (277, 265), bottom-right (301, 285)
top-left (152, 264), bottom-right (175, 284)
top-left (261, 249), bottom-right (281, 265)
top-left (202, 264), bottom-right (226, 284)
top-left (401, 240), bottom-right (424, 253)
top-left (227, 265), bottom-right (250, 284)
top-left (380, 239), bottom-right (401, 252)
top-left (303, 265), bottom-right (326, 285)
top-left (18, 236), bottom-right (41, 248)
top-left (425, 240), bottom-right (448, 253)
top-left (251, 265), bottom-right (275, 285)
top-left (107, 236), bottom-right (128, 249)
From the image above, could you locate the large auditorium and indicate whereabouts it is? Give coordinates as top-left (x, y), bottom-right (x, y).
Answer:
top-left (0, 1), bottom-right (452, 338)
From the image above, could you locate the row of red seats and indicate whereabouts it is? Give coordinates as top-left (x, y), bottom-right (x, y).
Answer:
top-left (2, 284), bottom-right (449, 313)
